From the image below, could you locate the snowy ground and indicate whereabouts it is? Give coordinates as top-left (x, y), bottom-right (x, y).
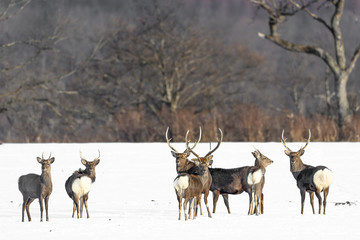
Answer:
top-left (0, 141), bottom-right (359, 240)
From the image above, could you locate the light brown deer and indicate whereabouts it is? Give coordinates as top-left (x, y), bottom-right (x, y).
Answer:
top-left (187, 128), bottom-right (223, 219)
top-left (173, 158), bottom-right (205, 221)
top-left (65, 151), bottom-right (100, 218)
top-left (281, 129), bottom-right (334, 214)
top-left (18, 153), bottom-right (55, 222)
top-left (166, 127), bottom-right (202, 175)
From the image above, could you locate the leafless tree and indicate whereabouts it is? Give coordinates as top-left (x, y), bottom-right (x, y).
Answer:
top-left (249, 0), bottom-right (360, 127)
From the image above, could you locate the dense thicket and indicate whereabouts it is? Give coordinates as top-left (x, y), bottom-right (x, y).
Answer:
top-left (1, 0), bottom-right (360, 142)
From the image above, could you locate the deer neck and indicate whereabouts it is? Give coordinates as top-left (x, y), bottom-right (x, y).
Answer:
top-left (290, 158), bottom-right (307, 179)
top-left (254, 160), bottom-right (266, 173)
top-left (41, 168), bottom-right (52, 186)
top-left (85, 168), bottom-right (96, 182)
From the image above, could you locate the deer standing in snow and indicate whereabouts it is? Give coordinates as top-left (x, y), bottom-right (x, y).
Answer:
top-left (18, 153), bottom-right (55, 222)
top-left (210, 148), bottom-right (273, 215)
top-left (65, 151), bottom-right (100, 218)
top-left (281, 129), bottom-right (333, 214)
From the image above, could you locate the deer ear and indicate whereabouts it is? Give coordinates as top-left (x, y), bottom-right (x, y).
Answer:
top-left (50, 157), bottom-right (55, 164)
top-left (81, 159), bottom-right (87, 165)
top-left (37, 157), bottom-right (42, 163)
top-left (207, 155), bottom-right (213, 161)
top-left (186, 151), bottom-right (191, 157)
top-left (284, 150), bottom-right (291, 156)
top-left (208, 160), bottom-right (214, 166)
top-left (171, 151), bottom-right (177, 158)
top-left (299, 150), bottom-right (305, 156)
top-left (94, 159), bottom-right (100, 165)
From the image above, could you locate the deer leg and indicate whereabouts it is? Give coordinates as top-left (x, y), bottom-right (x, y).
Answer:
top-left (198, 195), bottom-right (203, 216)
top-left (309, 192), bottom-right (315, 214)
top-left (21, 197), bottom-right (28, 222)
top-left (300, 189), bottom-right (306, 214)
top-left (176, 191), bottom-right (182, 220)
top-left (80, 197), bottom-right (84, 218)
top-left (222, 194), bottom-right (231, 214)
top-left (248, 188), bottom-right (255, 215)
top-left (323, 187), bottom-right (329, 215)
top-left (260, 193), bottom-right (264, 214)
top-left (73, 195), bottom-right (80, 218)
top-left (315, 190), bottom-right (322, 214)
top-left (83, 194), bottom-right (90, 218)
top-left (203, 190), bottom-right (212, 218)
top-left (25, 198), bottom-right (34, 222)
top-left (189, 198), bottom-right (194, 219)
top-left (44, 196), bottom-right (50, 221)
top-left (39, 197), bottom-right (44, 222)
top-left (212, 190), bottom-right (220, 213)
top-left (184, 198), bottom-right (190, 221)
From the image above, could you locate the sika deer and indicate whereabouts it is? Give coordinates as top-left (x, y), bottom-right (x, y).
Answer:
top-left (166, 127), bottom-right (202, 175)
top-left (281, 129), bottom-right (334, 214)
top-left (173, 158), bottom-right (205, 221)
top-left (186, 128), bottom-right (223, 219)
top-left (210, 148), bottom-right (273, 215)
top-left (65, 151), bottom-right (100, 218)
top-left (18, 153), bottom-right (55, 222)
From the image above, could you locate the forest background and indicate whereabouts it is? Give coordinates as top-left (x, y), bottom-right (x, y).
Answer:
top-left (1, 0), bottom-right (360, 143)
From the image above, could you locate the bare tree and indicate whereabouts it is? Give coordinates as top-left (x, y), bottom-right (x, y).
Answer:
top-left (249, 0), bottom-right (360, 127)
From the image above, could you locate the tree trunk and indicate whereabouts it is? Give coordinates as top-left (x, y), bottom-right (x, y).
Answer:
top-left (335, 73), bottom-right (351, 127)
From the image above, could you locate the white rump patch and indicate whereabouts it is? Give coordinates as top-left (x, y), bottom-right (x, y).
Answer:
top-left (174, 176), bottom-right (189, 197)
top-left (313, 168), bottom-right (334, 191)
top-left (247, 169), bottom-right (263, 185)
top-left (72, 176), bottom-right (92, 198)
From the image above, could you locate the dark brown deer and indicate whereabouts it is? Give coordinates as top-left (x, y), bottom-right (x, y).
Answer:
top-left (186, 128), bottom-right (223, 219)
top-left (18, 153), bottom-right (55, 222)
top-left (210, 148), bottom-right (273, 215)
top-left (281, 129), bottom-right (334, 214)
top-left (65, 151), bottom-right (100, 218)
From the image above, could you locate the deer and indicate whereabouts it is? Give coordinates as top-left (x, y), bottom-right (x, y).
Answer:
top-left (209, 148), bottom-right (273, 215)
top-left (166, 127), bottom-right (202, 175)
top-left (186, 128), bottom-right (223, 219)
top-left (18, 153), bottom-right (55, 222)
top-left (65, 151), bottom-right (100, 218)
top-left (281, 129), bottom-right (334, 215)
top-left (166, 127), bottom-right (206, 218)
top-left (173, 158), bottom-right (206, 221)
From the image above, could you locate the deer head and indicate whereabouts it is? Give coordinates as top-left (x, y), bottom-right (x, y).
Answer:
top-left (37, 153), bottom-right (55, 172)
top-left (252, 147), bottom-right (273, 169)
top-left (281, 129), bottom-right (311, 172)
top-left (80, 150), bottom-right (100, 177)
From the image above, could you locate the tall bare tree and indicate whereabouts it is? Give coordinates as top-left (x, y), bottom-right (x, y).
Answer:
top-left (249, 0), bottom-right (360, 127)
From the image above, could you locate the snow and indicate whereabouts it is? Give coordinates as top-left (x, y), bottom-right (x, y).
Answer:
top-left (0, 142), bottom-right (359, 239)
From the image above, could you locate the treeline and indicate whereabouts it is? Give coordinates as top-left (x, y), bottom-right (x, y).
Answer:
top-left (1, 0), bottom-right (360, 143)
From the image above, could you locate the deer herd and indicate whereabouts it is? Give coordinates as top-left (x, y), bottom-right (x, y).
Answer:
top-left (167, 127), bottom-right (334, 221)
top-left (16, 127), bottom-right (333, 222)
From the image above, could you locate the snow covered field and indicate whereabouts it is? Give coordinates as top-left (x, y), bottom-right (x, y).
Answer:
top-left (0, 141), bottom-right (359, 240)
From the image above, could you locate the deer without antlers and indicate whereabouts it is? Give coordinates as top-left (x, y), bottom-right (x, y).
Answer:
top-left (18, 153), bottom-right (55, 222)
top-left (65, 151), bottom-right (100, 218)
top-left (281, 129), bottom-right (333, 214)
top-left (210, 148), bottom-right (273, 215)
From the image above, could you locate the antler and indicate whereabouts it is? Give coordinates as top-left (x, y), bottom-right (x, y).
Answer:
top-left (94, 149), bottom-right (100, 160)
top-left (281, 129), bottom-right (293, 152)
top-left (185, 127), bottom-right (202, 152)
top-left (166, 127), bottom-right (179, 153)
top-left (80, 151), bottom-right (86, 160)
top-left (300, 129), bottom-right (311, 151)
top-left (205, 128), bottom-right (223, 158)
